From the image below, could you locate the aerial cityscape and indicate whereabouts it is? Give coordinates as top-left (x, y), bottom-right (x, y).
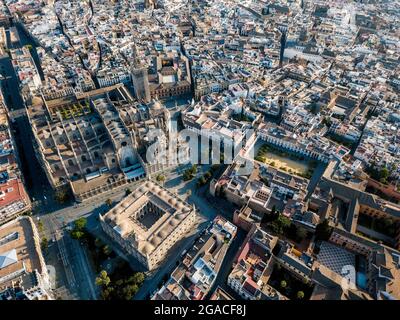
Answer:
top-left (0, 0), bottom-right (399, 303)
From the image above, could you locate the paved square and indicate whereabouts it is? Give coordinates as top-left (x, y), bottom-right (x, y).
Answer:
top-left (317, 242), bottom-right (355, 274)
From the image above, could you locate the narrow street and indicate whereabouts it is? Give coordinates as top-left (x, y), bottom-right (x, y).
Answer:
top-left (0, 26), bottom-right (57, 211)
top-left (205, 227), bottom-right (247, 299)
top-left (69, 236), bottom-right (98, 300)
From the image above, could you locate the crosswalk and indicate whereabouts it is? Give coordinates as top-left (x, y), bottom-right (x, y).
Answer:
top-left (8, 108), bottom-right (26, 119)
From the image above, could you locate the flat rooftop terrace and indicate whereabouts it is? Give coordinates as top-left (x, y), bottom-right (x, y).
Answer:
top-left (0, 217), bottom-right (42, 288)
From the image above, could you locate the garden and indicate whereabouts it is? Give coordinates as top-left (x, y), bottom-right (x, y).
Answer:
top-left (255, 144), bottom-right (316, 179)
top-left (267, 263), bottom-right (314, 300)
top-left (69, 217), bottom-right (146, 300)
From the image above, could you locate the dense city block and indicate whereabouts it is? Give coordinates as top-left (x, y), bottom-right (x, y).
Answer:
top-left (0, 0), bottom-right (399, 302)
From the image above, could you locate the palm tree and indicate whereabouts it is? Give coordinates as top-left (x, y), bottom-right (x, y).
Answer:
top-left (96, 270), bottom-right (111, 287)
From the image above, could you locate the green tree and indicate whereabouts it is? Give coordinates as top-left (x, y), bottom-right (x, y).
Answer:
top-left (96, 270), bottom-right (111, 287)
top-left (296, 227), bottom-right (308, 241)
top-left (183, 170), bottom-right (194, 181)
top-left (379, 167), bottom-right (390, 184)
top-left (71, 230), bottom-right (85, 240)
top-left (261, 205), bottom-right (279, 225)
top-left (105, 199), bottom-right (112, 207)
top-left (279, 215), bottom-right (291, 228)
top-left (103, 245), bottom-right (112, 256)
top-left (95, 238), bottom-right (103, 248)
top-left (297, 291), bottom-right (305, 299)
top-left (271, 214), bottom-right (291, 235)
top-left (38, 220), bottom-right (44, 233)
top-left (315, 220), bottom-right (333, 241)
top-left (100, 287), bottom-right (113, 300)
top-left (122, 284), bottom-right (139, 300)
top-left (280, 280), bottom-right (287, 289)
top-left (55, 189), bottom-right (70, 204)
top-left (380, 167), bottom-right (389, 179)
top-left (198, 176), bottom-right (207, 186)
top-left (255, 156), bottom-right (266, 162)
top-left (74, 217), bottom-right (87, 230)
top-left (130, 272), bottom-right (145, 285)
top-left (41, 237), bottom-right (49, 251)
